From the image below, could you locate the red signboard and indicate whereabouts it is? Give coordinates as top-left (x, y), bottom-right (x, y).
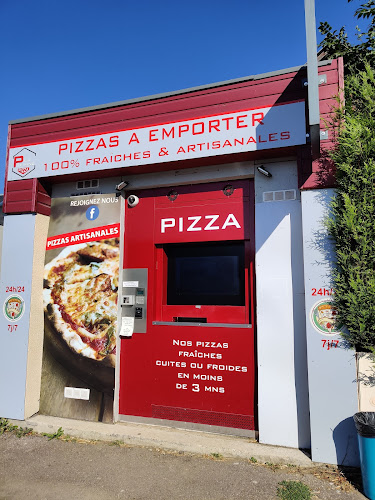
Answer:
top-left (154, 201), bottom-right (248, 243)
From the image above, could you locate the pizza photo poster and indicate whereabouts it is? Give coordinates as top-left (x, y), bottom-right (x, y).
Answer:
top-left (40, 193), bottom-right (121, 422)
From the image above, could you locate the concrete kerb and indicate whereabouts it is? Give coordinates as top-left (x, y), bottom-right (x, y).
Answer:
top-left (9, 414), bottom-right (314, 467)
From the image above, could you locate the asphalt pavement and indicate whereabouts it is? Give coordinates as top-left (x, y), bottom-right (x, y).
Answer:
top-left (0, 416), bottom-right (366, 499)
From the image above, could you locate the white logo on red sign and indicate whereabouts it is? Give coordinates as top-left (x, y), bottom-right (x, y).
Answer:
top-left (12, 148), bottom-right (36, 178)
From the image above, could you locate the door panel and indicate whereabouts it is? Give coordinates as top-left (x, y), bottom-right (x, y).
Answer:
top-left (119, 180), bottom-right (256, 430)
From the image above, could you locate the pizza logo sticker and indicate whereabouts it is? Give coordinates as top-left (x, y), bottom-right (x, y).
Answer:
top-left (310, 300), bottom-right (343, 335)
top-left (12, 148), bottom-right (36, 178)
top-left (4, 295), bottom-right (25, 322)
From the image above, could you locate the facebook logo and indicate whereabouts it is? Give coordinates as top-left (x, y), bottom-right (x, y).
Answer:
top-left (86, 205), bottom-right (99, 220)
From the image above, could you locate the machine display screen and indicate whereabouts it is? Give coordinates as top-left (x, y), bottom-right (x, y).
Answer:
top-left (166, 242), bottom-right (245, 306)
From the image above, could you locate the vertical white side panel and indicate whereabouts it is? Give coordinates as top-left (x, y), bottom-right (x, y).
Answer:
top-left (114, 194), bottom-right (126, 422)
top-left (24, 214), bottom-right (49, 418)
top-left (0, 214), bottom-right (36, 419)
top-left (255, 160), bottom-right (310, 449)
top-left (301, 189), bottom-right (359, 465)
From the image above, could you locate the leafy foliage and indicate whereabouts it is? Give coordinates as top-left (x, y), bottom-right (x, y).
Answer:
top-left (319, 0), bottom-right (375, 75)
top-left (276, 480), bottom-right (311, 500)
top-left (328, 65), bottom-right (375, 351)
top-left (0, 418), bottom-right (33, 437)
top-left (42, 427), bottom-right (64, 440)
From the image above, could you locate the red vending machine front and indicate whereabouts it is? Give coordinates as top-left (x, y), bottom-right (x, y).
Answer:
top-left (119, 180), bottom-right (256, 431)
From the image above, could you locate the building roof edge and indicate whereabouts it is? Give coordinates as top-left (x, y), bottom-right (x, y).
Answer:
top-left (9, 60), bottom-right (333, 125)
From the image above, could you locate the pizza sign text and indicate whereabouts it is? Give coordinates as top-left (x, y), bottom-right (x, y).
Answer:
top-left (160, 214), bottom-right (241, 234)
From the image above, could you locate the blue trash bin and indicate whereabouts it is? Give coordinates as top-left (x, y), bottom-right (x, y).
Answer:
top-left (354, 412), bottom-right (375, 500)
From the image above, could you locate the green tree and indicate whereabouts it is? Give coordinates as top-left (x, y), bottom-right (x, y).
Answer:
top-left (319, 2), bottom-right (375, 350)
top-left (319, 0), bottom-right (375, 75)
top-left (327, 65), bottom-right (375, 351)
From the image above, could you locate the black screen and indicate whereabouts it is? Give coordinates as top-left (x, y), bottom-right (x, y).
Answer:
top-left (166, 242), bottom-right (245, 306)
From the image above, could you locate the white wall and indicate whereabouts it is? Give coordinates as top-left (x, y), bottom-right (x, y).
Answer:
top-left (0, 214), bottom-right (48, 419)
top-left (301, 189), bottom-right (359, 465)
top-left (255, 159), bottom-right (310, 449)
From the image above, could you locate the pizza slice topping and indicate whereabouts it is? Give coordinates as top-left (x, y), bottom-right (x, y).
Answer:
top-left (45, 243), bottom-right (119, 288)
top-left (77, 244), bottom-right (118, 263)
top-left (51, 273), bottom-right (117, 360)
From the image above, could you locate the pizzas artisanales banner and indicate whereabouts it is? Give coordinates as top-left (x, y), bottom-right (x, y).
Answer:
top-left (46, 223), bottom-right (120, 250)
top-left (41, 193), bottom-right (121, 422)
top-left (8, 102), bottom-right (306, 180)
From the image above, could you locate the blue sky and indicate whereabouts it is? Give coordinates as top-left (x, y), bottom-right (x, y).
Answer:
top-left (0, 0), bottom-right (368, 189)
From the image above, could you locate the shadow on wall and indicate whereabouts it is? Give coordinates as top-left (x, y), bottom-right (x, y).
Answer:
top-left (310, 190), bottom-right (355, 350)
top-left (308, 189), bottom-right (337, 301)
top-left (289, 206), bottom-right (311, 449)
top-left (357, 352), bottom-right (375, 387)
top-left (333, 417), bottom-right (360, 466)
top-left (314, 148), bottom-right (337, 187)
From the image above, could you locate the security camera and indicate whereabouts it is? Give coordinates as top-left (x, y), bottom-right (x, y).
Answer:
top-left (127, 195), bottom-right (139, 207)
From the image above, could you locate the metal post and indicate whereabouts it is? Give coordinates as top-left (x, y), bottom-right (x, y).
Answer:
top-left (304, 0), bottom-right (320, 158)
